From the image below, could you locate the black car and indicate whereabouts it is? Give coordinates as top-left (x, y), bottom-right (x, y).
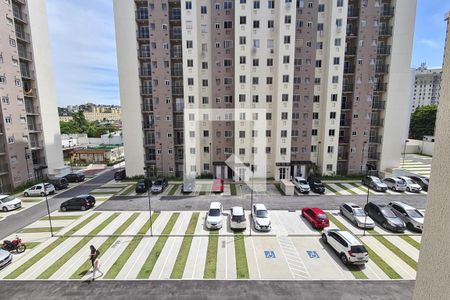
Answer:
top-left (64, 172), bottom-right (85, 183)
top-left (364, 202), bottom-right (406, 233)
top-left (408, 175), bottom-right (429, 191)
top-left (135, 179), bottom-right (151, 194)
top-left (60, 195), bottom-right (96, 212)
top-left (49, 178), bottom-right (69, 190)
top-left (114, 169), bottom-right (126, 181)
top-left (307, 177), bottom-right (325, 194)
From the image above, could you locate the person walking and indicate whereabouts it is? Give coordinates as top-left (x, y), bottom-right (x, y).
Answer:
top-left (89, 245), bottom-right (98, 271)
top-left (92, 256), bottom-right (103, 281)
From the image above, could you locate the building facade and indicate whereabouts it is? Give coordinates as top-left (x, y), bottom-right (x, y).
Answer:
top-left (0, 0), bottom-right (65, 191)
top-left (59, 103), bottom-right (122, 122)
top-left (410, 63), bottom-right (442, 112)
top-left (114, 0), bottom-right (415, 180)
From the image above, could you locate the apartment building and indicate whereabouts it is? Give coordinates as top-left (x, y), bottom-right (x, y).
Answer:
top-left (0, 0), bottom-right (65, 191)
top-left (410, 63), bottom-right (442, 112)
top-left (114, 0), bottom-right (415, 180)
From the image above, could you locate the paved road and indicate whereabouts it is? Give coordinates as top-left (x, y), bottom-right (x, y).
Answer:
top-left (99, 193), bottom-right (427, 211)
top-left (0, 169), bottom-right (115, 240)
top-left (0, 280), bottom-right (415, 299)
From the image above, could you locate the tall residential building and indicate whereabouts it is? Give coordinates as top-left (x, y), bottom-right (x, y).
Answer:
top-left (0, 0), bottom-right (65, 191)
top-left (410, 63), bottom-right (442, 112)
top-left (114, 0), bottom-right (415, 180)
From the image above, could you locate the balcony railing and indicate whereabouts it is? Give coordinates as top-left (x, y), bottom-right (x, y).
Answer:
top-left (343, 84), bottom-right (354, 92)
top-left (141, 86), bottom-right (152, 95)
top-left (13, 10), bottom-right (27, 23)
top-left (32, 157), bottom-right (46, 166)
top-left (135, 10), bottom-right (148, 20)
top-left (144, 138), bottom-right (155, 145)
top-left (21, 69), bottom-right (34, 80)
top-left (137, 31), bottom-right (149, 39)
top-left (374, 83), bottom-right (388, 92)
top-left (346, 28), bottom-right (358, 37)
top-left (25, 105), bottom-right (39, 114)
top-left (377, 45), bottom-right (391, 55)
top-left (145, 155), bottom-right (156, 161)
top-left (372, 101), bottom-right (386, 109)
top-left (368, 152), bottom-right (381, 160)
top-left (175, 103), bottom-right (184, 112)
top-left (139, 50), bottom-right (151, 58)
top-left (370, 119), bottom-right (384, 127)
top-left (142, 104), bottom-right (153, 112)
top-left (171, 49), bottom-right (183, 59)
top-left (338, 153), bottom-right (349, 160)
top-left (174, 122), bottom-right (184, 129)
top-left (379, 27), bottom-right (393, 36)
top-left (369, 136), bottom-right (382, 144)
top-left (341, 102), bottom-right (353, 110)
top-left (344, 66), bottom-right (355, 74)
top-left (170, 29), bottom-right (182, 40)
top-left (172, 86), bottom-right (183, 95)
top-left (28, 124), bottom-right (42, 131)
top-left (169, 11), bottom-right (181, 21)
top-left (0, 143), bottom-right (6, 153)
top-left (345, 47), bottom-right (357, 55)
top-left (18, 49), bottom-right (32, 60)
top-left (140, 68), bottom-right (151, 76)
top-left (347, 8), bottom-right (359, 18)
top-left (171, 68), bottom-right (183, 77)
top-left (143, 122), bottom-right (155, 130)
top-left (0, 163), bottom-right (9, 174)
top-left (339, 137), bottom-right (350, 144)
top-left (381, 7), bottom-right (395, 17)
top-left (16, 31), bottom-right (31, 43)
top-left (174, 138), bottom-right (184, 145)
top-left (30, 140), bottom-right (41, 148)
top-left (340, 119), bottom-right (352, 127)
top-left (375, 64), bottom-right (389, 73)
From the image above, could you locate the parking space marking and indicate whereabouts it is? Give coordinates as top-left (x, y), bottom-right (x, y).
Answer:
top-left (277, 236), bottom-right (309, 279)
top-left (249, 237), bottom-right (262, 279)
top-left (384, 235), bottom-right (420, 261)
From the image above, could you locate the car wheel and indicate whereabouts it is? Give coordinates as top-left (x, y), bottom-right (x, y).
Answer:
top-left (340, 253), bottom-right (349, 265)
top-left (322, 233), bottom-right (327, 243)
top-left (2, 207), bottom-right (7, 212)
top-left (383, 222), bottom-right (388, 229)
top-left (406, 223), bottom-right (415, 231)
top-left (24, 192), bottom-right (29, 197)
top-left (40, 192), bottom-right (45, 197)
top-left (353, 219), bottom-right (358, 226)
top-left (392, 186), bottom-right (396, 191)
top-left (81, 206), bottom-right (86, 211)
top-left (61, 206), bottom-right (67, 212)
top-left (339, 209), bottom-right (343, 215)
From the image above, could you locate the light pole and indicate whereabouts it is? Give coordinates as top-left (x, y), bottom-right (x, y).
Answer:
top-left (24, 146), bottom-right (30, 180)
top-left (209, 142), bottom-right (212, 178)
top-left (250, 164), bottom-right (254, 237)
top-left (402, 139), bottom-right (409, 166)
top-left (360, 141), bottom-right (367, 174)
top-left (144, 165), bottom-right (153, 237)
top-left (159, 143), bottom-right (163, 177)
top-left (44, 184), bottom-right (54, 237)
top-left (317, 141), bottom-right (321, 175)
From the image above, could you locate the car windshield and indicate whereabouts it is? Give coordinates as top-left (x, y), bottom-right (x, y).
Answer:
top-left (1, 196), bottom-right (15, 203)
top-left (256, 210), bottom-right (268, 218)
top-left (353, 208), bottom-right (366, 217)
top-left (209, 208), bottom-right (221, 216)
top-left (407, 209), bottom-right (424, 218)
top-left (351, 245), bottom-right (367, 253)
top-left (314, 182), bottom-right (323, 186)
top-left (404, 178), bottom-right (414, 184)
top-left (299, 180), bottom-right (307, 185)
top-left (381, 208), bottom-right (397, 218)
top-left (154, 180), bottom-right (163, 186)
top-left (232, 215), bottom-right (246, 222)
top-left (44, 184), bottom-right (52, 188)
top-left (372, 177), bottom-right (381, 183)
top-left (317, 213), bottom-right (327, 220)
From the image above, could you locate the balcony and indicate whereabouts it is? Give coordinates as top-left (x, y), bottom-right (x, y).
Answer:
top-left (377, 45), bottom-right (391, 55)
top-left (0, 163), bottom-right (9, 174)
top-left (143, 122), bottom-right (155, 130)
top-left (171, 49), bottom-right (183, 59)
top-left (339, 136), bottom-right (350, 144)
top-left (32, 157), bottom-right (46, 166)
top-left (13, 9), bottom-right (27, 23)
top-left (141, 86), bottom-right (152, 95)
top-left (21, 69), bottom-right (34, 80)
top-left (372, 101), bottom-right (386, 110)
top-left (172, 86), bottom-right (183, 95)
top-left (347, 8), bottom-right (359, 18)
top-left (174, 137), bottom-right (184, 145)
top-left (368, 152), bottom-right (381, 160)
top-left (137, 31), bottom-right (149, 39)
top-left (370, 119), bottom-right (384, 127)
top-left (138, 50), bottom-right (151, 59)
top-left (169, 10), bottom-right (181, 22)
top-left (144, 138), bottom-right (155, 145)
top-left (344, 66), bottom-right (355, 74)
top-left (375, 64), bottom-right (389, 74)
top-left (174, 122), bottom-right (183, 129)
top-left (145, 155), bottom-right (156, 161)
top-left (0, 124), bottom-right (3, 135)
top-left (28, 124), bottom-right (42, 132)
top-left (140, 68), bottom-right (152, 77)
top-left (135, 10), bottom-right (148, 21)
top-left (170, 29), bottom-right (182, 40)
top-left (341, 102), bottom-right (353, 110)
top-left (346, 28), bottom-right (358, 38)
top-left (338, 153), bottom-right (349, 160)
top-left (30, 140), bottom-right (42, 149)
top-left (369, 136), bottom-right (382, 144)
top-left (340, 119), bottom-right (352, 127)
top-left (16, 31), bottom-right (31, 43)
top-left (174, 103), bottom-right (184, 112)
top-left (345, 47), bottom-right (357, 56)
top-left (171, 67), bottom-right (183, 77)
top-left (379, 27), bottom-right (393, 37)
top-left (142, 104), bottom-right (153, 112)
top-left (25, 105), bottom-right (39, 115)
top-left (0, 143), bottom-right (6, 154)
top-left (18, 49), bottom-right (32, 61)
top-left (342, 84), bottom-right (354, 92)
top-left (374, 83), bottom-right (388, 92)
top-left (381, 7), bottom-right (395, 18)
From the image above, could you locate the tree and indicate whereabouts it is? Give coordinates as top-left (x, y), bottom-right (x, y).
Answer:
top-left (59, 110), bottom-right (118, 137)
top-left (409, 104), bottom-right (438, 139)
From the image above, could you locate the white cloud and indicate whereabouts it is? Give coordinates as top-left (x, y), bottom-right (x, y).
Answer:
top-left (47, 0), bottom-right (119, 106)
top-left (418, 39), bottom-right (441, 49)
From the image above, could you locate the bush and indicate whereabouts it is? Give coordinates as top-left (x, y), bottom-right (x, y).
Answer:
top-left (196, 173), bottom-right (214, 179)
top-left (107, 158), bottom-right (125, 166)
top-left (12, 177), bottom-right (48, 194)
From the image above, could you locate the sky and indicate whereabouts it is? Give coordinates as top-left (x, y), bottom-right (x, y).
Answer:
top-left (47, 0), bottom-right (450, 107)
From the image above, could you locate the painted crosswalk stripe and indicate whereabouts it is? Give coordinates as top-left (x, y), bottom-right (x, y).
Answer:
top-left (323, 184), bottom-right (341, 195)
top-left (335, 183), bottom-right (357, 195)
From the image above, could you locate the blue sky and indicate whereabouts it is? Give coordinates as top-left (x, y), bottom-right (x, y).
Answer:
top-left (47, 0), bottom-right (450, 106)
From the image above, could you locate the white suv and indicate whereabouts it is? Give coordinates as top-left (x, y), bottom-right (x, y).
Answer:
top-left (230, 206), bottom-right (247, 230)
top-left (292, 177), bottom-right (310, 194)
top-left (252, 204), bottom-right (271, 231)
top-left (205, 202), bottom-right (223, 229)
top-left (322, 229), bottom-right (369, 265)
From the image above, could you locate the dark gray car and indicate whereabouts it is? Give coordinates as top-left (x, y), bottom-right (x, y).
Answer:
top-left (361, 176), bottom-right (388, 192)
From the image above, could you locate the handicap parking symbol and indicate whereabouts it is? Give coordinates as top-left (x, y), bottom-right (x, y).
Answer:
top-left (264, 250), bottom-right (276, 258)
top-left (307, 250), bottom-right (320, 259)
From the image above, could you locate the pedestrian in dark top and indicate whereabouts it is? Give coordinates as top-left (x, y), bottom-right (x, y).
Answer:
top-left (90, 245), bottom-right (98, 270)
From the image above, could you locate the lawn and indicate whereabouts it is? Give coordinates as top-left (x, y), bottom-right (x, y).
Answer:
top-left (234, 233), bottom-right (249, 279)
top-left (203, 230), bottom-right (219, 279)
top-left (335, 183), bottom-right (357, 195)
top-left (20, 227), bottom-right (63, 233)
top-left (230, 184), bottom-right (237, 196)
top-left (168, 184), bottom-right (180, 196)
top-left (400, 235), bottom-right (421, 250)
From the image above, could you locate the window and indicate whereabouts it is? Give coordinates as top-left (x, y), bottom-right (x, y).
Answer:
top-left (268, 20), bottom-right (274, 28)
top-left (283, 56), bottom-right (290, 64)
top-left (202, 79), bottom-right (208, 87)
top-left (239, 36), bottom-right (246, 45)
top-left (0, 76), bottom-right (5, 84)
top-left (203, 130), bottom-right (209, 137)
top-left (313, 95), bottom-right (320, 103)
top-left (239, 94), bottom-right (246, 102)
top-left (266, 147), bottom-right (271, 154)
top-left (327, 146), bottom-right (334, 153)
top-left (252, 95), bottom-right (259, 103)
top-left (280, 148), bottom-right (287, 155)
top-left (253, 59), bottom-right (259, 66)
top-left (281, 130), bottom-right (287, 138)
top-left (284, 36), bottom-right (291, 44)
top-left (327, 164), bottom-right (333, 171)
top-left (335, 38), bottom-right (341, 46)
top-left (332, 76), bottom-right (339, 83)
top-left (240, 75), bottom-right (246, 83)
top-left (337, 0), bottom-right (343, 7)
top-left (186, 1), bottom-right (192, 9)
top-left (224, 95), bottom-right (233, 103)
top-left (224, 21), bottom-right (232, 29)
top-left (285, 16), bottom-right (291, 24)
top-left (352, 131), bottom-right (357, 136)
top-left (312, 129), bottom-right (318, 136)
top-left (267, 58), bottom-right (273, 66)
top-left (201, 6), bottom-right (207, 14)
top-left (266, 130), bottom-right (271, 137)
top-left (253, 0), bottom-right (260, 9)
top-left (224, 1), bottom-right (233, 9)
top-left (313, 113), bottom-right (319, 120)
top-left (317, 23), bottom-right (324, 31)
top-left (315, 78), bottom-right (321, 85)
top-left (336, 19), bottom-right (342, 27)
top-left (331, 94), bottom-right (338, 101)
top-left (329, 129), bottom-right (335, 136)
top-left (224, 40), bottom-right (233, 48)
top-left (268, 0), bottom-right (275, 8)
top-left (224, 59), bottom-right (232, 67)
top-left (266, 95), bottom-right (272, 102)
top-left (5, 116), bottom-right (12, 124)
top-left (253, 20), bottom-right (260, 28)
top-left (188, 78), bottom-right (194, 85)
top-left (283, 75), bottom-right (289, 83)
top-left (240, 16), bottom-right (246, 24)
top-left (266, 77), bottom-right (273, 84)
top-left (266, 113), bottom-right (272, 120)
top-left (252, 77), bottom-right (259, 85)
top-left (186, 40), bottom-right (193, 48)
top-left (239, 148), bottom-right (245, 155)
top-left (240, 56), bottom-right (246, 64)
top-left (281, 112), bottom-right (288, 120)
top-left (224, 77), bottom-right (232, 84)
top-left (318, 4), bottom-right (325, 11)
top-left (333, 57), bottom-right (340, 65)
top-left (7, 136), bottom-right (14, 144)
top-left (202, 97), bottom-right (209, 104)
top-left (316, 60), bottom-right (322, 68)
top-left (282, 94), bottom-right (289, 102)
top-left (330, 112), bottom-right (336, 119)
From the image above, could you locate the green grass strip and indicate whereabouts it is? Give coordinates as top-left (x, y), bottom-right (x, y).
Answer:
top-left (400, 235), bottom-right (421, 250)
top-left (104, 213), bottom-right (160, 279)
top-left (37, 213), bottom-right (119, 279)
top-left (370, 235), bottom-right (418, 271)
top-left (199, 185), bottom-right (208, 195)
top-left (230, 184), bottom-right (237, 195)
top-left (170, 212), bottom-right (200, 279)
top-left (168, 184), bottom-right (180, 195)
top-left (26, 242), bottom-right (40, 249)
top-left (326, 213), bottom-right (347, 231)
top-left (335, 183), bottom-right (357, 195)
top-left (118, 185), bottom-right (135, 195)
top-left (204, 230), bottom-right (219, 279)
top-left (40, 215), bottom-right (81, 221)
top-left (234, 233), bottom-right (249, 279)
top-left (137, 213), bottom-right (180, 279)
top-left (361, 242), bottom-right (402, 279)
top-left (323, 184), bottom-right (341, 195)
top-left (20, 227), bottom-right (63, 233)
top-left (21, 199), bottom-right (42, 203)
top-left (70, 213), bottom-right (140, 279)
top-left (5, 213), bottom-right (100, 279)
top-left (349, 182), bottom-right (373, 194)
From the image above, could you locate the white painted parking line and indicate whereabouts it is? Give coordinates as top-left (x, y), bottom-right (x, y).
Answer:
top-left (277, 236), bottom-right (309, 279)
top-left (384, 236), bottom-right (420, 261)
top-left (341, 183), bottom-right (367, 195)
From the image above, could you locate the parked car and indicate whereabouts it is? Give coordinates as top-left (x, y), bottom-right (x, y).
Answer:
top-left (206, 202), bottom-right (223, 229)
top-left (382, 177), bottom-right (407, 192)
top-left (339, 203), bottom-right (375, 229)
top-left (150, 178), bottom-right (168, 193)
top-left (364, 202), bottom-right (406, 233)
top-left (135, 179), bottom-right (151, 194)
top-left (361, 176), bottom-right (387, 192)
top-left (0, 195), bottom-right (21, 212)
top-left (181, 178), bottom-right (195, 193)
top-left (388, 201), bottom-right (424, 232)
top-left (211, 179), bottom-right (224, 193)
top-left (0, 248), bottom-right (12, 269)
top-left (60, 195), bottom-right (96, 212)
top-left (397, 176), bottom-right (422, 193)
top-left (252, 203), bottom-right (271, 232)
top-left (408, 175), bottom-right (429, 191)
top-left (292, 177), bottom-right (310, 194)
top-left (322, 229), bottom-right (369, 265)
top-left (64, 172), bottom-right (85, 183)
top-left (114, 169), bottom-right (126, 181)
top-left (301, 207), bottom-right (330, 229)
top-left (230, 206), bottom-right (247, 230)
top-left (23, 183), bottom-right (55, 197)
top-left (307, 177), bottom-right (325, 194)
top-left (49, 177), bottom-right (69, 190)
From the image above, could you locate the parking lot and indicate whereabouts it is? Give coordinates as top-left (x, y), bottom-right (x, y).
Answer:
top-left (0, 207), bottom-right (421, 281)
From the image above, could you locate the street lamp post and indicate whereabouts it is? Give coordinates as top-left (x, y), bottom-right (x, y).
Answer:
top-left (363, 164), bottom-right (369, 236)
top-left (402, 139), bottom-right (409, 166)
top-left (144, 165), bottom-right (153, 237)
top-left (360, 141), bottom-right (367, 174)
top-left (44, 184), bottom-right (54, 237)
top-left (317, 141), bottom-right (321, 175)
top-left (24, 146), bottom-right (30, 180)
top-left (209, 142), bottom-right (212, 177)
top-left (159, 143), bottom-right (163, 177)
top-left (250, 165), bottom-right (254, 237)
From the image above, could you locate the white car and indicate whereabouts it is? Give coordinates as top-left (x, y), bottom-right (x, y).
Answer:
top-left (322, 229), bottom-right (369, 265)
top-left (292, 177), bottom-right (310, 194)
top-left (205, 202), bottom-right (223, 229)
top-left (339, 203), bottom-right (375, 229)
top-left (23, 183), bottom-right (55, 197)
top-left (0, 195), bottom-right (22, 212)
top-left (230, 206), bottom-right (247, 230)
top-left (397, 176), bottom-right (422, 193)
top-left (252, 203), bottom-right (271, 231)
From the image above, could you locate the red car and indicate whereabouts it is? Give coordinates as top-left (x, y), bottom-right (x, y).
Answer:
top-left (301, 207), bottom-right (329, 229)
top-left (211, 179), bottom-right (224, 193)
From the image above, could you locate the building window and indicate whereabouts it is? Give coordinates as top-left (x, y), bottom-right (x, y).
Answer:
top-left (253, 0), bottom-right (260, 9)
top-left (281, 112), bottom-right (288, 120)
top-left (266, 95), bottom-right (272, 102)
top-left (329, 129), bottom-right (335, 136)
top-left (201, 6), bottom-right (207, 14)
top-left (280, 148), bottom-right (287, 155)
top-left (239, 148), bottom-right (245, 155)
top-left (266, 130), bottom-right (271, 137)
top-left (284, 36), bottom-right (291, 44)
top-left (239, 36), bottom-right (246, 45)
top-left (185, 1), bottom-right (192, 9)
top-left (330, 112), bottom-right (336, 119)
top-left (285, 16), bottom-right (291, 24)
top-left (326, 164), bottom-right (333, 171)
top-left (282, 75), bottom-right (289, 83)
top-left (313, 95), bottom-right (320, 102)
top-left (327, 146), bottom-right (334, 153)
top-left (267, 58), bottom-right (273, 66)
top-left (313, 113), bottom-right (319, 119)
top-left (318, 4), bottom-right (325, 11)
top-left (337, 0), bottom-right (343, 7)
top-left (332, 76), bottom-right (339, 83)
top-left (266, 113), bottom-right (272, 120)
top-left (282, 94), bottom-right (289, 102)
top-left (333, 57), bottom-right (340, 65)
top-left (283, 56), bottom-right (290, 64)
top-left (331, 94), bottom-right (338, 101)
top-left (335, 38), bottom-right (341, 46)
top-left (186, 40), bottom-right (193, 48)
top-left (253, 20), bottom-right (260, 28)
top-left (240, 16), bottom-right (246, 24)
top-left (224, 21), bottom-right (232, 28)
top-left (312, 129), bottom-right (318, 136)
top-left (281, 130), bottom-right (288, 138)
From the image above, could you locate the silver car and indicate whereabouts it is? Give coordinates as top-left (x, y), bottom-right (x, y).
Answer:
top-left (388, 201), bottom-right (424, 232)
top-left (339, 203), bottom-right (375, 229)
top-left (0, 249), bottom-right (12, 269)
top-left (382, 177), bottom-right (407, 192)
top-left (397, 176), bottom-right (422, 193)
top-left (230, 206), bottom-right (247, 230)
